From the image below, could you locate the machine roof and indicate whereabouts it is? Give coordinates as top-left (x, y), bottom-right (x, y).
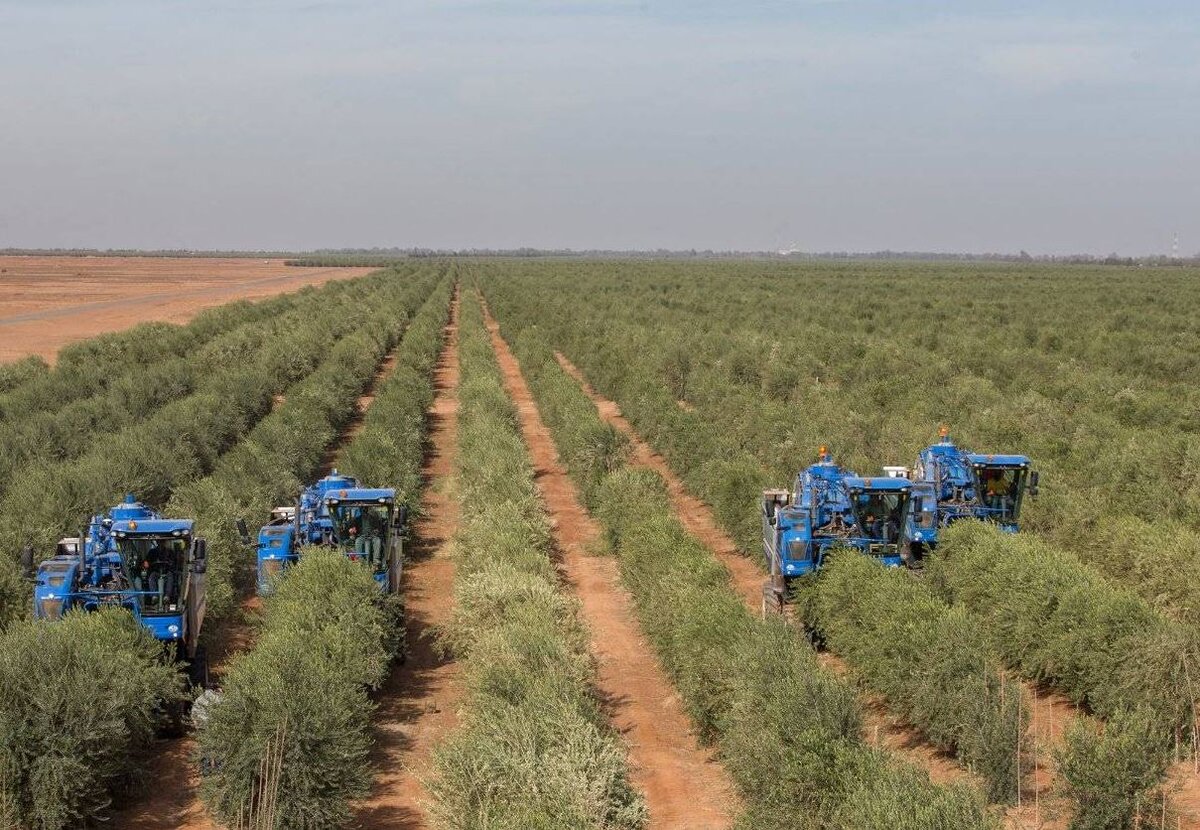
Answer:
top-left (322, 487), bottom-right (397, 502)
top-left (842, 476), bottom-right (912, 492)
top-left (111, 518), bottom-right (194, 534)
top-left (965, 453), bottom-right (1030, 467)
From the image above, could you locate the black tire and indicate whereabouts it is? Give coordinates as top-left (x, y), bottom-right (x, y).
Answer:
top-left (187, 645), bottom-right (210, 690)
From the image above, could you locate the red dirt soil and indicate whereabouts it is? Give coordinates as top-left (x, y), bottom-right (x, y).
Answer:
top-left (482, 301), bottom-right (740, 830)
top-left (354, 288), bottom-right (463, 829)
top-left (550, 349), bottom-right (1086, 828)
top-left (0, 256), bottom-right (372, 364)
top-left (1168, 761), bottom-right (1200, 829)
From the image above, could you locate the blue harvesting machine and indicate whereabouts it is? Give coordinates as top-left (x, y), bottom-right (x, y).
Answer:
top-left (250, 470), bottom-right (406, 595)
top-left (29, 494), bottom-right (209, 685)
top-left (762, 447), bottom-right (912, 614)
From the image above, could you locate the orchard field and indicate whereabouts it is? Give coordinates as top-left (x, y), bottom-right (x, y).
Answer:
top-left (2, 257), bottom-right (1199, 830)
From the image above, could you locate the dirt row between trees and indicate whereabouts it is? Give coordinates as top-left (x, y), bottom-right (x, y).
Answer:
top-left (353, 288), bottom-right (463, 829)
top-left (548, 350), bottom-right (1081, 830)
top-left (481, 301), bottom-right (740, 830)
top-left (109, 326), bottom-right (425, 830)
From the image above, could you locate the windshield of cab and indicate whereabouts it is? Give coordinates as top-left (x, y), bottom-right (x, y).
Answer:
top-left (972, 467), bottom-right (1027, 521)
top-left (115, 535), bottom-right (188, 614)
top-left (912, 491), bottom-right (937, 529)
top-left (331, 503), bottom-right (392, 569)
top-left (850, 491), bottom-right (908, 542)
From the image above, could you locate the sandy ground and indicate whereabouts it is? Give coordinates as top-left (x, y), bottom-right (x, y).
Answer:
top-left (482, 299), bottom-right (740, 830)
top-left (0, 256), bottom-right (373, 364)
top-left (354, 288), bottom-right (463, 829)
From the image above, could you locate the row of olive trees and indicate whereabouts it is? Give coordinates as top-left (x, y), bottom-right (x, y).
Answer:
top-left (0, 289), bottom-right (314, 500)
top-left (500, 313), bottom-right (998, 829)
top-left (423, 292), bottom-right (646, 829)
top-left (194, 272), bottom-right (454, 828)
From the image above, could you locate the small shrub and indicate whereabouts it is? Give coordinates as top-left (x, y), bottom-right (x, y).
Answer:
top-left (1057, 707), bottom-right (1171, 830)
top-left (0, 611), bottom-right (182, 830)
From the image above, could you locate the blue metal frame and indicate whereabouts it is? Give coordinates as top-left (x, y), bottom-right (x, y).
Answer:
top-left (255, 470), bottom-right (402, 595)
top-left (910, 431), bottom-right (1035, 541)
top-left (763, 450), bottom-right (913, 582)
top-left (32, 494), bottom-right (204, 658)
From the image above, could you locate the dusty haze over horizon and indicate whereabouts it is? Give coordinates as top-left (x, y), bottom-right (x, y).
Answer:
top-left (1, 1), bottom-right (1197, 256)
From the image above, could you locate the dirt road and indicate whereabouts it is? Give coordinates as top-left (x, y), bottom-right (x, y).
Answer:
top-left (354, 289), bottom-right (463, 829)
top-left (482, 301), bottom-right (739, 830)
top-left (0, 256), bottom-right (372, 363)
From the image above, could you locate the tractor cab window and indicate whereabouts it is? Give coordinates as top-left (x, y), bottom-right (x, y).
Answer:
top-left (851, 491), bottom-right (908, 543)
top-left (117, 535), bottom-right (188, 614)
top-left (332, 503), bottom-right (392, 571)
top-left (974, 467), bottom-right (1027, 521)
top-left (913, 492), bottom-right (937, 529)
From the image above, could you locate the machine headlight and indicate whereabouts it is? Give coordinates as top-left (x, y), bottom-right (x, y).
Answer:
top-left (168, 624), bottom-right (179, 633)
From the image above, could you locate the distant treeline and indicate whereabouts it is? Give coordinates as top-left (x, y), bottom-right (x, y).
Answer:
top-left (3, 246), bottom-right (1196, 267)
top-left (286, 248), bottom-right (1200, 267)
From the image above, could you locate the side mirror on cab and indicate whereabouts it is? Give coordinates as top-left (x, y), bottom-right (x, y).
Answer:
top-left (1028, 471), bottom-right (1040, 498)
top-left (191, 538), bottom-right (208, 574)
top-left (236, 519), bottom-right (251, 547)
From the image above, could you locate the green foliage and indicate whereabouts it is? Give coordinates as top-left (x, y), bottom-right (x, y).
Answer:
top-left (197, 550), bottom-right (393, 829)
top-left (498, 310), bottom-right (996, 827)
top-left (0, 297), bottom-right (297, 500)
top-left (426, 294), bottom-right (646, 830)
top-left (508, 328), bottom-right (630, 504)
top-left (479, 259), bottom-right (1200, 817)
top-left (341, 276), bottom-right (455, 512)
top-left (810, 552), bottom-right (1026, 802)
top-left (1057, 707), bottom-right (1171, 830)
top-left (928, 522), bottom-right (1199, 732)
top-left (0, 611), bottom-right (182, 830)
top-left (0, 355), bottom-right (47, 395)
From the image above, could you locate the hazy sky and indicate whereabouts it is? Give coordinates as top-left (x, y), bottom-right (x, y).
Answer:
top-left (1, 0), bottom-right (1197, 254)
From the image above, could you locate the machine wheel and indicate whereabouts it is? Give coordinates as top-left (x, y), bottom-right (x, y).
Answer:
top-left (761, 582), bottom-right (785, 620)
top-left (188, 645), bottom-right (211, 690)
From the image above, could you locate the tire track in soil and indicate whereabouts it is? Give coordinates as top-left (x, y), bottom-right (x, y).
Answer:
top-left (550, 349), bottom-right (1080, 830)
top-left (109, 338), bottom-right (411, 830)
top-left (354, 287), bottom-right (463, 829)
top-left (481, 300), bottom-right (739, 830)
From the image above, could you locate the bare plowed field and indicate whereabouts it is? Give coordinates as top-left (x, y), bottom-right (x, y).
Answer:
top-left (0, 256), bottom-right (372, 363)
